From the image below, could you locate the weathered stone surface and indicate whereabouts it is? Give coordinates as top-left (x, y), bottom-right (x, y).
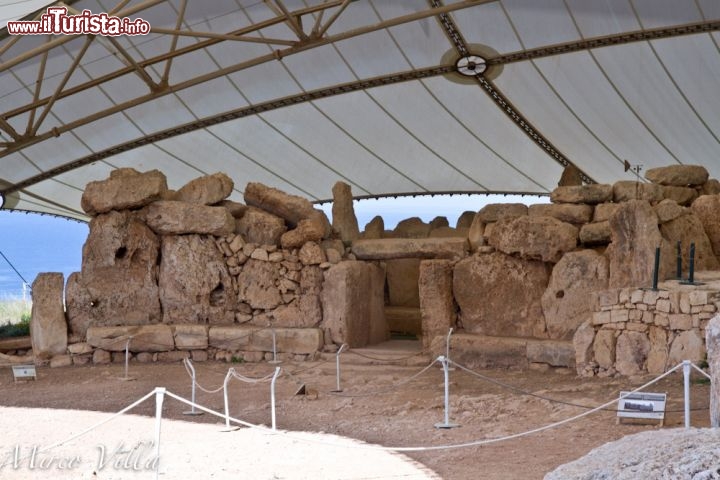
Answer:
top-left (646, 164), bottom-right (709, 186)
top-left (647, 326), bottom-right (669, 374)
top-left (691, 194), bottom-right (720, 256)
top-left (236, 258), bottom-right (282, 310)
top-left (573, 320), bottom-right (595, 373)
top-left (176, 172), bottom-right (233, 205)
top-left (352, 238), bottom-right (469, 260)
top-left (528, 203), bottom-right (593, 224)
top-left (668, 329), bottom-right (705, 365)
top-left (50, 355), bottom-right (72, 368)
top-left (550, 185), bottom-right (613, 204)
top-left (86, 325), bottom-right (174, 352)
top-left (545, 429), bottom-right (720, 480)
top-left (468, 213), bottom-right (485, 251)
top-left (208, 326), bottom-right (323, 354)
top-left (321, 262), bottom-right (387, 347)
top-left (476, 203), bottom-right (527, 223)
top-left (429, 216), bottom-right (449, 230)
top-left (660, 213), bottom-right (719, 277)
top-left (428, 226), bottom-right (467, 238)
top-left (30, 273), bottom-right (67, 358)
top-left (385, 306), bottom-right (421, 336)
top-left (418, 260), bottom-right (455, 350)
top-left (579, 221), bottom-right (611, 245)
top-left (82, 210), bottom-right (159, 272)
top-left (605, 200), bottom-right (663, 288)
top-left (235, 207), bottom-right (286, 246)
top-left (488, 215), bottom-right (578, 263)
top-left (68, 342), bottom-right (93, 355)
top-left (93, 349), bottom-right (111, 364)
top-left (615, 331), bottom-right (650, 376)
top-left (298, 241), bottom-right (326, 265)
top-left (526, 340), bottom-right (575, 367)
top-left (663, 186), bottom-right (698, 206)
top-left (706, 315), bottom-right (720, 427)
top-left (219, 200), bottom-right (247, 218)
top-left (157, 351), bottom-right (190, 362)
top-left (66, 266), bottom-right (161, 338)
top-left (593, 329), bottom-right (615, 369)
top-left (143, 201), bottom-right (235, 236)
top-left (612, 181), bottom-right (664, 203)
top-left (454, 252), bottom-right (550, 338)
top-left (173, 325), bottom-right (208, 350)
top-left (557, 164), bottom-right (584, 187)
top-left (654, 199), bottom-right (687, 224)
top-left (456, 211), bottom-right (476, 229)
top-left (159, 235), bottom-right (236, 323)
top-left (280, 211), bottom-right (330, 249)
top-left (81, 169), bottom-right (167, 215)
top-left (385, 259), bottom-right (420, 307)
top-left (432, 333), bottom-right (529, 369)
top-left (362, 216), bottom-right (384, 240)
top-left (593, 203), bottom-right (619, 223)
top-left (393, 217), bottom-right (431, 238)
top-left (702, 179), bottom-right (720, 195)
top-left (542, 250), bottom-right (609, 339)
top-left (244, 182), bottom-right (314, 225)
top-left (331, 181), bottom-right (360, 244)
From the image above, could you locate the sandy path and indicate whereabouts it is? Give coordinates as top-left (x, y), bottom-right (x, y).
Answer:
top-left (0, 404), bottom-right (440, 480)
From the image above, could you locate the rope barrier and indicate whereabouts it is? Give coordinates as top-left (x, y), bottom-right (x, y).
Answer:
top-left (328, 358), bottom-right (439, 398)
top-left (183, 358), bottom-right (225, 394)
top-left (230, 370), bottom-right (276, 383)
top-left (344, 347), bottom-right (430, 363)
top-left (450, 359), bottom-right (710, 413)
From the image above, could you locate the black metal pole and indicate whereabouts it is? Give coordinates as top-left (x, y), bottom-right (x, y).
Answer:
top-left (688, 243), bottom-right (696, 284)
top-left (652, 246), bottom-right (660, 291)
top-left (676, 241), bottom-right (682, 279)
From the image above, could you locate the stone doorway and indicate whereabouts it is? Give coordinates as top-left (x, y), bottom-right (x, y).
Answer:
top-left (384, 259), bottom-right (422, 340)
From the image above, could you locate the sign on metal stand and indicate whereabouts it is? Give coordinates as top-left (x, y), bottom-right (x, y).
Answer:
top-left (617, 391), bottom-right (666, 426)
top-left (12, 364), bottom-right (36, 382)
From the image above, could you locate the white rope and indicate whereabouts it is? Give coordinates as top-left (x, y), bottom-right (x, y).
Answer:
top-left (230, 370), bottom-right (276, 384)
top-left (183, 359), bottom-right (225, 394)
top-left (328, 358), bottom-right (439, 398)
top-left (691, 362), bottom-right (713, 381)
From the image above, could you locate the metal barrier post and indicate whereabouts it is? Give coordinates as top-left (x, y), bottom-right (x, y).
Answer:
top-left (154, 387), bottom-right (166, 480)
top-left (271, 367), bottom-right (281, 431)
top-left (683, 360), bottom-right (691, 428)
top-left (332, 344), bottom-right (348, 393)
top-left (434, 356), bottom-right (459, 429)
top-left (120, 337), bottom-right (135, 381)
top-left (182, 359), bottom-right (203, 416)
top-left (223, 368), bottom-right (235, 430)
top-left (446, 328), bottom-right (455, 371)
top-left (269, 327), bottom-right (281, 365)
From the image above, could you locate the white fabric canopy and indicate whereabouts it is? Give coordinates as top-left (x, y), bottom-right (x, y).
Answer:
top-left (0, 0), bottom-right (718, 220)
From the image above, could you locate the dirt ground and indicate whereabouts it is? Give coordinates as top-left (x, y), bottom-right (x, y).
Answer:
top-left (0, 352), bottom-right (712, 480)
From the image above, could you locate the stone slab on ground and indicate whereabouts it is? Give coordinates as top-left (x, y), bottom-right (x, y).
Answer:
top-left (208, 326), bottom-right (323, 354)
top-left (86, 325), bottom-right (174, 352)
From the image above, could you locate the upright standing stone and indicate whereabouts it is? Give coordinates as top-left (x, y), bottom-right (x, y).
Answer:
top-left (705, 314), bottom-right (720, 427)
top-left (691, 195), bottom-right (720, 256)
top-left (385, 259), bottom-right (420, 307)
top-left (419, 260), bottom-right (455, 350)
top-left (363, 216), bottom-right (384, 239)
top-left (30, 273), bottom-right (67, 360)
top-left (331, 181), bottom-right (360, 245)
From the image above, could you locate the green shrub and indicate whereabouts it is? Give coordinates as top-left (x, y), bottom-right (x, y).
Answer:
top-left (0, 297), bottom-right (32, 338)
top-left (0, 316), bottom-right (30, 338)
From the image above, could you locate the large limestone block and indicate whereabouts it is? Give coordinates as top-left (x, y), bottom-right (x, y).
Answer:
top-left (321, 262), bottom-right (387, 347)
top-left (86, 325), bottom-right (174, 352)
top-left (352, 238), bottom-right (469, 260)
top-left (468, 213), bottom-right (485, 251)
top-left (208, 326), bottom-right (323, 354)
top-left (706, 315), bottom-right (720, 427)
top-left (30, 273), bottom-right (67, 358)
top-left (663, 186), bottom-right (698, 206)
top-left (668, 329), bottom-right (705, 365)
top-left (385, 258), bottom-right (420, 307)
top-left (331, 181), bottom-right (360, 244)
top-left (579, 221), bottom-right (611, 246)
top-left (143, 201), bottom-right (235, 236)
top-left (593, 329), bottom-right (616, 369)
top-left (393, 217), bottom-right (431, 238)
top-left (81, 169), bottom-right (167, 215)
top-left (550, 185), bottom-right (612, 204)
top-left (272, 266), bottom-right (323, 328)
top-left (612, 181), bottom-right (664, 203)
top-left (659, 213), bottom-right (719, 277)
top-left (654, 199), bottom-right (687, 224)
top-left (573, 320), bottom-right (595, 374)
top-left (703, 179), bottom-right (720, 195)
top-left (219, 200), bottom-right (248, 218)
top-left (593, 203), bottom-right (620, 223)
top-left (615, 331), bottom-right (650, 376)
top-left (647, 326), bottom-right (669, 374)
top-left (528, 203), bottom-right (593, 224)
top-left (65, 267), bottom-right (161, 338)
top-left (236, 259), bottom-right (282, 310)
top-left (541, 250), bottom-right (609, 339)
top-left (173, 325), bottom-right (208, 350)
top-left (645, 165), bottom-right (709, 186)
top-left (175, 173), bottom-right (234, 205)
top-left (244, 182), bottom-right (318, 227)
top-left (453, 252), bottom-right (550, 338)
top-left (488, 215), bottom-right (578, 263)
top-left (526, 340), bottom-right (575, 367)
top-left (280, 211), bottom-right (330, 249)
top-left (605, 200), bottom-right (663, 288)
top-left (235, 207), bottom-right (287, 246)
top-left (159, 235), bottom-right (236, 324)
top-left (418, 260), bottom-right (455, 350)
top-left (691, 194), bottom-right (720, 256)
top-left (476, 203), bottom-right (527, 223)
top-left (82, 210), bottom-right (158, 272)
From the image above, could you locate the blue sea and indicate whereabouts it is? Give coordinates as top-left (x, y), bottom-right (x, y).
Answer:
top-left (0, 211), bottom-right (88, 298)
